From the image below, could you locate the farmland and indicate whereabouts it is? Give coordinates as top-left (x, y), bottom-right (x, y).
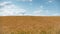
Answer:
top-left (0, 16), bottom-right (60, 34)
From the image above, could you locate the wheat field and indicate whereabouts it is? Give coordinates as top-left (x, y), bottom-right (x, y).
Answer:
top-left (0, 16), bottom-right (60, 34)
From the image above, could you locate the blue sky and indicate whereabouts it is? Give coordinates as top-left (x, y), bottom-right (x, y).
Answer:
top-left (0, 0), bottom-right (60, 16)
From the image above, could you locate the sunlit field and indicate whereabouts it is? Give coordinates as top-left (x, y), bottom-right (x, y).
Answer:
top-left (1, 16), bottom-right (60, 34)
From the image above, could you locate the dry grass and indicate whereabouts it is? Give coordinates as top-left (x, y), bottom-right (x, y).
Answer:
top-left (0, 16), bottom-right (60, 34)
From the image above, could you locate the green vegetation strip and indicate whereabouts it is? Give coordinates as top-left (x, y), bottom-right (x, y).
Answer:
top-left (3, 30), bottom-right (59, 34)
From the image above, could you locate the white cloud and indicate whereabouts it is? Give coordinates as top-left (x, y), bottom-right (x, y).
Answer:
top-left (30, 0), bottom-right (32, 1)
top-left (48, 0), bottom-right (53, 3)
top-left (32, 9), bottom-right (52, 16)
top-left (48, 0), bottom-right (54, 3)
top-left (32, 9), bottom-right (43, 16)
top-left (17, 0), bottom-right (32, 2)
top-left (23, 14), bottom-right (33, 16)
top-left (40, 5), bottom-right (43, 9)
top-left (0, 1), bottom-right (26, 16)
top-left (52, 13), bottom-right (60, 16)
top-left (0, 1), bottom-right (12, 6)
